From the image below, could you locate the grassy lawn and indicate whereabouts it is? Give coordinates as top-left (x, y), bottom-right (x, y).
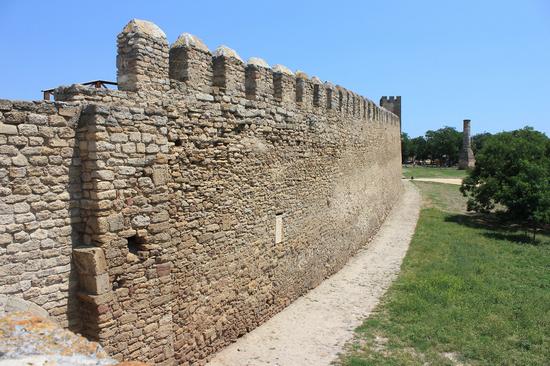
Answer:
top-left (338, 182), bottom-right (550, 365)
top-left (413, 181), bottom-right (468, 214)
top-left (402, 166), bottom-right (467, 179)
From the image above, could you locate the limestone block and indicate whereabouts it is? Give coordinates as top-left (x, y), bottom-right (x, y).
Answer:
top-left (152, 166), bottom-right (170, 186)
top-left (9, 167), bottom-right (26, 178)
top-left (0, 233), bottom-right (12, 245)
top-left (0, 123), bottom-right (18, 135)
top-left (121, 143), bottom-right (136, 153)
top-left (156, 263), bottom-right (171, 277)
top-left (13, 231), bottom-right (30, 242)
top-left (108, 214), bottom-right (125, 232)
top-left (48, 115), bottom-right (66, 127)
top-left (18, 124), bottom-right (39, 136)
top-left (117, 166), bottom-right (136, 176)
top-left (48, 138), bottom-right (68, 147)
top-left (58, 106), bottom-right (80, 117)
top-left (119, 313), bottom-right (138, 325)
top-left (27, 113), bottom-right (48, 125)
top-left (110, 133), bottom-right (129, 143)
top-left (126, 252), bottom-right (139, 263)
top-left (0, 201), bottom-right (13, 215)
top-left (0, 145), bottom-right (18, 156)
top-left (0, 100), bottom-right (12, 111)
top-left (93, 170), bottom-right (115, 181)
top-left (79, 273), bottom-right (110, 295)
top-left (13, 202), bottom-right (30, 214)
top-left (4, 111), bottom-right (26, 124)
top-left (77, 291), bottom-right (113, 306)
top-left (30, 229), bottom-right (48, 240)
top-left (73, 247), bottom-right (108, 275)
top-left (145, 144), bottom-right (159, 153)
top-left (8, 135), bottom-right (28, 146)
top-left (15, 212), bottom-right (35, 224)
top-left (131, 215), bottom-right (150, 228)
top-left (94, 216), bottom-right (111, 234)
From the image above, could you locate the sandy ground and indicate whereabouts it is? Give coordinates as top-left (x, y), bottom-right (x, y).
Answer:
top-left (410, 178), bottom-right (463, 185)
top-left (207, 181), bottom-right (421, 366)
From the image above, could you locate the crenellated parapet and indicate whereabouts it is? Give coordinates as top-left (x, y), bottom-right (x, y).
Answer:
top-left (113, 19), bottom-right (400, 125)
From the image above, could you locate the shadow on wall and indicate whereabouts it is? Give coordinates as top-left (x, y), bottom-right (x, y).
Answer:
top-left (66, 106), bottom-right (111, 335)
top-left (66, 107), bottom-right (85, 334)
top-left (67, 106), bottom-right (120, 342)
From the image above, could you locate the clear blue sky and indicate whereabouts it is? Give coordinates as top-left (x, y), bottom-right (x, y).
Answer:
top-left (1, 0), bottom-right (548, 137)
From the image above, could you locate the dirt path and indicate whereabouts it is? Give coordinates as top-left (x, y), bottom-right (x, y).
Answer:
top-left (207, 181), bottom-right (421, 366)
top-left (410, 178), bottom-right (463, 185)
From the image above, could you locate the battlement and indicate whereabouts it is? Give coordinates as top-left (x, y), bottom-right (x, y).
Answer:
top-left (380, 96), bottom-right (401, 103)
top-left (112, 19), bottom-right (399, 125)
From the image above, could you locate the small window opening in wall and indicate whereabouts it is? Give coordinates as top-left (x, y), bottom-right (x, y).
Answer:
top-left (233, 123), bottom-right (246, 134)
top-left (275, 213), bottom-right (284, 244)
top-left (127, 234), bottom-right (145, 254)
top-left (112, 274), bottom-right (127, 290)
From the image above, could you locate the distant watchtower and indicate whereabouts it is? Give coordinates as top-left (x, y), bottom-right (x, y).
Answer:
top-left (458, 119), bottom-right (476, 169)
top-left (380, 96), bottom-right (401, 128)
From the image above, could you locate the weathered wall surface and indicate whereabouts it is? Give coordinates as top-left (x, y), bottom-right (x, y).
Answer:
top-left (0, 19), bottom-right (402, 365)
top-left (0, 100), bottom-right (82, 329)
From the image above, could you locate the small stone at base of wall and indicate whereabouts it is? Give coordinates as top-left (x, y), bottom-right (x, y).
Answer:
top-left (0, 295), bottom-right (49, 319)
top-left (0, 311), bottom-right (148, 366)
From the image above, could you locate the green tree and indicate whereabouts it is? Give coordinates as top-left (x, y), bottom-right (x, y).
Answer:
top-left (410, 136), bottom-right (428, 161)
top-left (425, 126), bottom-right (462, 166)
top-left (401, 132), bottom-right (412, 163)
top-left (461, 127), bottom-right (550, 240)
top-left (471, 132), bottom-right (492, 154)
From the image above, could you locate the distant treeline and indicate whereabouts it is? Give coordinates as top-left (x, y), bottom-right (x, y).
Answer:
top-left (401, 127), bottom-right (492, 166)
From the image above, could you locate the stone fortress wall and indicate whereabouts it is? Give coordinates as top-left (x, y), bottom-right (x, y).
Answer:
top-left (0, 19), bottom-right (402, 365)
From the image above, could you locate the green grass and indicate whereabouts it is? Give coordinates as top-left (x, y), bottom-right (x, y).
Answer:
top-left (338, 182), bottom-right (550, 366)
top-left (402, 166), bottom-right (467, 179)
top-left (413, 181), bottom-right (468, 214)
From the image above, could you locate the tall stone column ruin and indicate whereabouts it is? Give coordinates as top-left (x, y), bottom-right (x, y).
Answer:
top-left (459, 119), bottom-right (476, 169)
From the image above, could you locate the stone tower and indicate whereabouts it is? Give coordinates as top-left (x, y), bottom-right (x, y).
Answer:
top-left (380, 96), bottom-right (401, 131)
top-left (459, 119), bottom-right (476, 169)
top-left (380, 96), bottom-right (401, 119)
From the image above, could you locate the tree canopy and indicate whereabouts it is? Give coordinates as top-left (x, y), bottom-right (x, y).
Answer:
top-left (471, 132), bottom-right (492, 154)
top-left (402, 126), bottom-right (462, 165)
top-left (401, 132), bottom-right (412, 163)
top-left (460, 127), bottom-right (550, 238)
top-left (425, 127), bottom-right (462, 166)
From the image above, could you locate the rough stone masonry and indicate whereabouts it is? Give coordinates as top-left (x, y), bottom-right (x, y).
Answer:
top-left (459, 119), bottom-right (475, 169)
top-left (0, 19), bottom-right (402, 365)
